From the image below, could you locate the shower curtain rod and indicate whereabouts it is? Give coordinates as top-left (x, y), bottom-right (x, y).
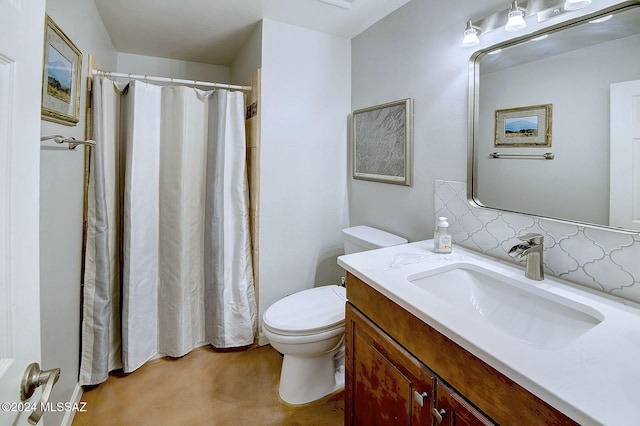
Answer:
top-left (92, 69), bottom-right (252, 92)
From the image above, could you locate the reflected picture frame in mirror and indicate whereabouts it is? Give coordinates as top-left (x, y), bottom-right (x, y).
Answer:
top-left (494, 104), bottom-right (552, 147)
top-left (468, 1), bottom-right (640, 232)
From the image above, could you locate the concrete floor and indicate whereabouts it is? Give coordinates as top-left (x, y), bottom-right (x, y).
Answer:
top-left (72, 345), bottom-right (344, 426)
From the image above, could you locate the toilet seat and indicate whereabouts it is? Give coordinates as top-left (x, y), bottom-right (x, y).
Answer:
top-left (263, 285), bottom-right (346, 336)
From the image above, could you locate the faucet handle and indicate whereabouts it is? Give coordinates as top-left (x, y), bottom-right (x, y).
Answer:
top-left (518, 233), bottom-right (544, 245)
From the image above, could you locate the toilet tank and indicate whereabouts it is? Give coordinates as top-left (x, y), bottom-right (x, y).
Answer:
top-left (342, 225), bottom-right (408, 254)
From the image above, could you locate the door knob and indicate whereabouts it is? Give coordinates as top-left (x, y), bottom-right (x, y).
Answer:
top-left (20, 363), bottom-right (60, 425)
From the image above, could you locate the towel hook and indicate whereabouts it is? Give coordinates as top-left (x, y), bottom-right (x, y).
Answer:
top-left (41, 134), bottom-right (96, 150)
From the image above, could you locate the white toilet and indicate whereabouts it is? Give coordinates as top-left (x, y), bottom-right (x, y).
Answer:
top-left (262, 225), bottom-right (408, 405)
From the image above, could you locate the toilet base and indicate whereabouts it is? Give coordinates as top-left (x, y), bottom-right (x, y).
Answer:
top-left (278, 347), bottom-right (345, 405)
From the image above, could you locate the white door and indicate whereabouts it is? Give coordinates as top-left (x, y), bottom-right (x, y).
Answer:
top-left (610, 80), bottom-right (640, 231)
top-left (0, 0), bottom-right (47, 425)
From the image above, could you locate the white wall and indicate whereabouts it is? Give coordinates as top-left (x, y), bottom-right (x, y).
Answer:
top-left (231, 22), bottom-right (262, 85)
top-left (350, 0), bottom-right (625, 242)
top-left (350, 0), bottom-right (481, 242)
top-left (40, 1), bottom-right (116, 424)
top-left (478, 34), bottom-right (640, 226)
top-left (116, 52), bottom-right (230, 83)
top-left (259, 19), bottom-right (351, 334)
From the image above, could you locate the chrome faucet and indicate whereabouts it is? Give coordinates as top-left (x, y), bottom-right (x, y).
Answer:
top-left (508, 233), bottom-right (544, 281)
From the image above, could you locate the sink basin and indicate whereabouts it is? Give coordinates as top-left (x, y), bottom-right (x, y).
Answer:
top-left (408, 263), bottom-right (603, 350)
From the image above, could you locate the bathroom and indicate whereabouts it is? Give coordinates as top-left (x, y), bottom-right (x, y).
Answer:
top-left (2, 0), bottom-right (639, 424)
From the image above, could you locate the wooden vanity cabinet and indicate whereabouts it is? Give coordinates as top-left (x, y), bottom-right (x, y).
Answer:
top-left (434, 381), bottom-right (493, 426)
top-left (346, 302), bottom-right (436, 425)
top-left (344, 272), bottom-right (578, 426)
top-left (346, 304), bottom-right (493, 425)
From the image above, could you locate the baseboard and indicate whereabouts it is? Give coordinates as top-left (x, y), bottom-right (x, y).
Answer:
top-left (258, 332), bottom-right (269, 346)
top-left (60, 383), bottom-right (83, 426)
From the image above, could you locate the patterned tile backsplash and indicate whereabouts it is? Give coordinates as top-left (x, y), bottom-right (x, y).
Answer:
top-left (435, 180), bottom-right (640, 305)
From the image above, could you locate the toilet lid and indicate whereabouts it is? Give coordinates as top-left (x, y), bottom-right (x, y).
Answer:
top-left (263, 285), bottom-right (346, 335)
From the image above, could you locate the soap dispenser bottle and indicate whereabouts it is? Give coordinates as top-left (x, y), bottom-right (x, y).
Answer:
top-left (434, 217), bottom-right (452, 254)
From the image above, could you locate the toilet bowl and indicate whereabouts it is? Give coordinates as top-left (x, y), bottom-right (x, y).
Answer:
top-left (262, 225), bottom-right (408, 405)
top-left (263, 285), bottom-right (346, 405)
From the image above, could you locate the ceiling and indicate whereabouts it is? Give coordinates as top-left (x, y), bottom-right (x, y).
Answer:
top-left (93, 0), bottom-right (411, 66)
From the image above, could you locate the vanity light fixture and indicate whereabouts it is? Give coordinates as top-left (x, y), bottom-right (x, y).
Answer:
top-left (461, 0), bottom-right (592, 48)
top-left (505, 0), bottom-right (527, 32)
top-left (462, 20), bottom-right (481, 47)
top-left (563, 0), bottom-right (591, 11)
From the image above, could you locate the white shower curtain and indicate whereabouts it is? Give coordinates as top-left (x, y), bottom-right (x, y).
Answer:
top-left (80, 77), bottom-right (256, 386)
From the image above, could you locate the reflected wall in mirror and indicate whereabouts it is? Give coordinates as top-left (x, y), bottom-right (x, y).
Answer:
top-left (469, 2), bottom-right (640, 231)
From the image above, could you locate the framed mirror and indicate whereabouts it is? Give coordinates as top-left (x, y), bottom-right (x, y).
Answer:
top-left (468, 2), bottom-right (640, 232)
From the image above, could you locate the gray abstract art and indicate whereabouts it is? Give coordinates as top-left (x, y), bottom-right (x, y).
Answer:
top-left (353, 99), bottom-right (412, 185)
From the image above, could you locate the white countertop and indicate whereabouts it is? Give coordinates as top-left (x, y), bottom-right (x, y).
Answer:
top-left (338, 240), bottom-right (640, 426)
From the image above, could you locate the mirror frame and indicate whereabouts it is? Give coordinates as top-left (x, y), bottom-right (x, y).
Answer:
top-left (467, 0), bottom-right (640, 233)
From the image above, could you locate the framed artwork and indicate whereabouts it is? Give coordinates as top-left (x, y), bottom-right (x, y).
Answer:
top-left (352, 98), bottom-right (413, 186)
top-left (495, 104), bottom-right (552, 147)
top-left (41, 14), bottom-right (82, 126)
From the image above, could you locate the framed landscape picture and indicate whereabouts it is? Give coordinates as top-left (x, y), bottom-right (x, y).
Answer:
top-left (495, 104), bottom-right (552, 147)
top-left (352, 98), bottom-right (413, 186)
top-left (41, 14), bottom-right (82, 126)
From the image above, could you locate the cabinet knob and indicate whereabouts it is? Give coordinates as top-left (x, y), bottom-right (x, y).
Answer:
top-left (413, 391), bottom-right (429, 407)
top-left (432, 407), bottom-right (446, 424)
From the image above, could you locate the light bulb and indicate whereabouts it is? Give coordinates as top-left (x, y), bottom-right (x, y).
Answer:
top-left (563, 0), bottom-right (592, 11)
top-left (505, 8), bottom-right (526, 32)
top-left (505, 1), bottom-right (527, 33)
top-left (462, 21), bottom-right (480, 47)
top-left (505, 10), bottom-right (526, 32)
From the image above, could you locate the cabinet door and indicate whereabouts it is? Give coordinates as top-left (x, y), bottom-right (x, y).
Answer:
top-left (433, 381), bottom-right (495, 426)
top-left (346, 303), bottom-right (435, 425)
